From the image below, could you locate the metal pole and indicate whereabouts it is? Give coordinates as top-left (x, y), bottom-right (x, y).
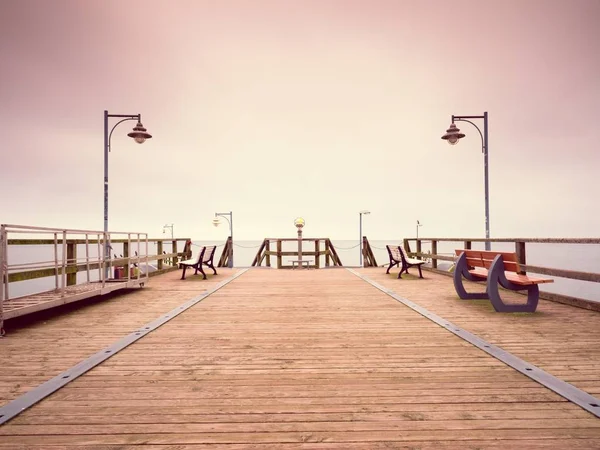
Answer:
top-left (483, 111), bottom-right (490, 251)
top-left (359, 213), bottom-right (363, 267)
top-left (103, 110), bottom-right (109, 277)
top-left (229, 211), bottom-right (233, 268)
top-left (297, 227), bottom-right (302, 263)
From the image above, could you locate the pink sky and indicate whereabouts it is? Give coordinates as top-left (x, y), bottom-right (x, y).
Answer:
top-left (1, 0), bottom-right (599, 240)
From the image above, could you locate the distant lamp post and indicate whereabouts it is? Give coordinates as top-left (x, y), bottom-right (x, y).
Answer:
top-left (103, 110), bottom-right (152, 274)
top-left (416, 220), bottom-right (422, 240)
top-left (359, 210), bottom-right (370, 267)
top-left (294, 217), bottom-right (305, 264)
top-left (441, 111), bottom-right (490, 251)
top-left (163, 224), bottom-right (174, 239)
top-left (213, 211), bottom-right (233, 267)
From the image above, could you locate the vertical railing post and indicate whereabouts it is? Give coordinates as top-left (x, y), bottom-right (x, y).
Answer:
top-left (431, 240), bottom-right (438, 269)
top-left (265, 240), bottom-right (271, 267)
top-left (515, 241), bottom-right (526, 275)
top-left (325, 240), bottom-right (331, 267)
top-left (277, 240), bottom-right (282, 269)
top-left (173, 240), bottom-right (179, 266)
top-left (416, 239), bottom-right (422, 260)
top-left (67, 240), bottom-right (77, 286)
top-left (403, 238), bottom-right (410, 256)
top-left (123, 238), bottom-right (130, 278)
top-left (1, 224), bottom-right (7, 306)
top-left (464, 240), bottom-right (472, 250)
top-left (315, 239), bottom-right (320, 269)
top-left (157, 241), bottom-right (163, 270)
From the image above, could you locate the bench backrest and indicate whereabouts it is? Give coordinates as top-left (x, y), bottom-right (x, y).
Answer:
top-left (386, 245), bottom-right (403, 262)
top-left (202, 246), bottom-right (216, 263)
top-left (455, 249), bottom-right (520, 273)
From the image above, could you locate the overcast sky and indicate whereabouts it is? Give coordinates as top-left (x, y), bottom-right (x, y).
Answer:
top-left (1, 0), bottom-right (598, 241)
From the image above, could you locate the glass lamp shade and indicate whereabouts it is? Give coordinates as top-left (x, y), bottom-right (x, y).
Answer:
top-left (127, 121), bottom-right (152, 144)
top-left (441, 123), bottom-right (465, 145)
top-left (294, 217), bottom-right (305, 228)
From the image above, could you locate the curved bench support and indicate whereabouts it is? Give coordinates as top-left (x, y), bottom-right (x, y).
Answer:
top-left (487, 255), bottom-right (539, 313)
top-left (453, 252), bottom-right (488, 300)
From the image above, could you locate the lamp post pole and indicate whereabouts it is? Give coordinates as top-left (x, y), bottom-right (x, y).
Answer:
top-left (441, 112), bottom-right (490, 250)
top-left (294, 218), bottom-right (305, 267)
top-left (416, 220), bottom-right (422, 240)
top-left (103, 110), bottom-right (152, 276)
top-left (359, 211), bottom-right (370, 267)
top-left (163, 224), bottom-right (174, 239)
top-left (214, 212), bottom-right (233, 268)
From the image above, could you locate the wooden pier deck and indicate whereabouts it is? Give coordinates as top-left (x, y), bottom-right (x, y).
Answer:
top-left (1, 267), bottom-right (600, 448)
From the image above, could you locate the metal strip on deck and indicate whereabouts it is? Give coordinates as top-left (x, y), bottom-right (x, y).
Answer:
top-left (0, 269), bottom-right (248, 425)
top-left (348, 268), bottom-right (600, 419)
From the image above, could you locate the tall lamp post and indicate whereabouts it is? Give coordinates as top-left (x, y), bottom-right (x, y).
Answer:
top-left (103, 110), bottom-right (152, 273)
top-left (359, 210), bottom-right (370, 267)
top-left (441, 111), bottom-right (490, 251)
top-left (163, 223), bottom-right (174, 239)
top-left (212, 211), bottom-right (233, 268)
top-left (416, 220), bottom-right (422, 240)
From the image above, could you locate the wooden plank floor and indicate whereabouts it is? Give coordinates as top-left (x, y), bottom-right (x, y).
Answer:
top-left (0, 268), bottom-right (236, 404)
top-left (360, 268), bottom-right (600, 395)
top-left (1, 268), bottom-right (599, 448)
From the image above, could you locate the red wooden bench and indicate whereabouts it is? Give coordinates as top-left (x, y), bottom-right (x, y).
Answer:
top-left (453, 249), bottom-right (553, 312)
top-left (179, 245), bottom-right (217, 280)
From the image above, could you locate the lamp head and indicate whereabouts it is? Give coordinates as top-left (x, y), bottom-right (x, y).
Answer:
top-left (441, 123), bottom-right (465, 146)
top-left (359, 210), bottom-right (370, 215)
top-left (212, 217), bottom-right (221, 227)
top-left (294, 217), bottom-right (305, 228)
top-left (127, 121), bottom-right (152, 144)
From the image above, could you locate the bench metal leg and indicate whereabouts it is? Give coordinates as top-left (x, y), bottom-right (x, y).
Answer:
top-left (180, 266), bottom-right (188, 280)
top-left (487, 255), bottom-right (539, 313)
top-left (386, 261), bottom-right (398, 274)
top-left (453, 252), bottom-right (488, 300)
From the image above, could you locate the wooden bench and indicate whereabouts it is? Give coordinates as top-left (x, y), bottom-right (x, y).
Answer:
top-left (453, 249), bottom-right (553, 312)
top-left (385, 245), bottom-right (425, 279)
top-left (179, 245), bottom-right (217, 280)
top-left (290, 259), bottom-right (312, 269)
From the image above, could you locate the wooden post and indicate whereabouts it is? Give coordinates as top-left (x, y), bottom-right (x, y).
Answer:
top-left (123, 240), bottom-right (129, 278)
top-left (157, 241), bottom-right (163, 270)
top-left (416, 239), bottom-right (422, 260)
top-left (66, 241), bottom-right (77, 286)
top-left (315, 239), bottom-right (320, 269)
top-left (277, 240), bottom-right (282, 269)
top-left (265, 240), bottom-right (271, 267)
top-left (431, 240), bottom-right (438, 269)
top-left (515, 241), bottom-right (526, 275)
top-left (464, 241), bottom-right (472, 250)
top-left (403, 238), bottom-right (411, 255)
top-left (172, 240), bottom-right (178, 266)
top-left (325, 240), bottom-right (330, 267)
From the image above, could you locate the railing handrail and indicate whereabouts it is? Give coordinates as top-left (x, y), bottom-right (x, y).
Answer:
top-left (410, 237), bottom-right (600, 244)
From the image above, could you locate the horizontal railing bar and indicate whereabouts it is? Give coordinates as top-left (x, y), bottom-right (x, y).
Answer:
top-left (6, 253), bottom-right (185, 283)
top-left (264, 238), bottom-right (330, 242)
top-left (7, 238), bottom-right (189, 245)
top-left (412, 237), bottom-right (600, 244)
top-left (264, 251), bottom-right (331, 257)
top-left (411, 253), bottom-right (600, 283)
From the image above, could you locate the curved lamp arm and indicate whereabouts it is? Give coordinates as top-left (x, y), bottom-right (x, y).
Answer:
top-left (453, 118), bottom-right (485, 154)
top-left (108, 116), bottom-right (139, 152)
